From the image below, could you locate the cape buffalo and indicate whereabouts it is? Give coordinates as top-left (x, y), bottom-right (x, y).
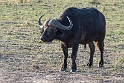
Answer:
top-left (38, 7), bottom-right (106, 72)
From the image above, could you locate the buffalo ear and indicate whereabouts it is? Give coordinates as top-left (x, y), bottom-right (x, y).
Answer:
top-left (56, 30), bottom-right (65, 38)
top-left (60, 31), bottom-right (65, 38)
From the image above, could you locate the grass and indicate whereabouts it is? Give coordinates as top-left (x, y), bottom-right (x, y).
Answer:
top-left (0, 0), bottom-right (124, 83)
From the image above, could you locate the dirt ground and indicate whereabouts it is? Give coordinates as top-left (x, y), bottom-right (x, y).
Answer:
top-left (0, 50), bottom-right (123, 83)
top-left (0, 0), bottom-right (124, 83)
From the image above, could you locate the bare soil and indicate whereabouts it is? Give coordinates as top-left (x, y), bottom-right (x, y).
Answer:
top-left (0, 44), bottom-right (123, 83)
top-left (0, 0), bottom-right (124, 83)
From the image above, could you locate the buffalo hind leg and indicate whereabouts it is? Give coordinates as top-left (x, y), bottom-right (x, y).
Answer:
top-left (60, 44), bottom-right (68, 71)
top-left (87, 42), bottom-right (95, 67)
top-left (97, 41), bottom-right (104, 67)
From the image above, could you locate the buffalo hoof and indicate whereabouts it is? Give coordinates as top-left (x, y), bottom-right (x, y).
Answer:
top-left (87, 66), bottom-right (92, 68)
top-left (70, 69), bottom-right (77, 72)
top-left (60, 68), bottom-right (67, 71)
top-left (99, 61), bottom-right (104, 68)
top-left (98, 64), bottom-right (104, 68)
top-left (87, 63), bottom-right (92, 68)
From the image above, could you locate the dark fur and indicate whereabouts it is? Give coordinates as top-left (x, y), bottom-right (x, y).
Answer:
top-left (40, 7), bottom-right (106, 72)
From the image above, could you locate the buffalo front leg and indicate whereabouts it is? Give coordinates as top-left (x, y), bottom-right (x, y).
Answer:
top-left (87, 42), bottom-right (95, 67)
top-left (60, 44), bottom-right (68, 71)
top-left (71, 42), bottom-right (79, 72)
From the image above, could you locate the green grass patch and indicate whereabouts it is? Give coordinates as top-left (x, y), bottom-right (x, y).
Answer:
top-left (0, 0), bottom-right (124, 82)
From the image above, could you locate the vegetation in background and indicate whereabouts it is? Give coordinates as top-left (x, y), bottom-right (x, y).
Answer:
top-left (0, 0), bottom-right (124, 82)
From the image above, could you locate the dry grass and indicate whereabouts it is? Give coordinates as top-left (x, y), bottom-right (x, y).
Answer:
top-left (0, 0), bottom-right (124, 83)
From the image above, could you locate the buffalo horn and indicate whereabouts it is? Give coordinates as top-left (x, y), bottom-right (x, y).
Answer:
top-left (49, 16), bottom-right (73, 30)
top-left (38, 14), bottom-right (45, 30)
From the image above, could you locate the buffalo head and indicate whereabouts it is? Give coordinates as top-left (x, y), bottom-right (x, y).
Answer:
top-left (38, 15), bottom-right (73, 42)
